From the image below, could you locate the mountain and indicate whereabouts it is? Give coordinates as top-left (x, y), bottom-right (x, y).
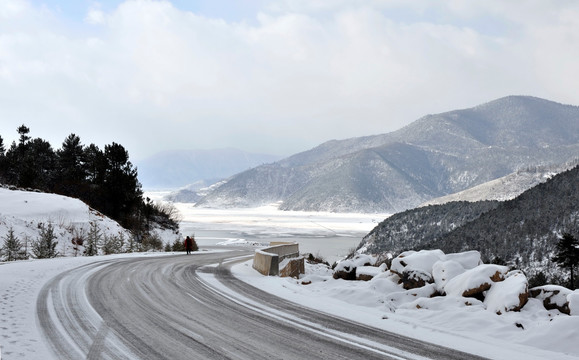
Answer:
top-left (196, 96), bottom-right (579, 212)
top-left (357, 165), bottom-right (579, 281)
top-left (136, 148), bottom-right (282, 189)
top-left (422, 160), bottom-right (579, 206)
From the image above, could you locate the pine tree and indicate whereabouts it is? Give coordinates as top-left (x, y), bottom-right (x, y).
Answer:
top-left (32, 223), bottom-right (58, 259)
top-left (84, 222), bottom-right (101, 256)
top-left (55, 133), bottom-right (87, 198)
top-left (1, 228), bottom-right (27, 261)
top-left (552, 233), bottom-right (579, 289)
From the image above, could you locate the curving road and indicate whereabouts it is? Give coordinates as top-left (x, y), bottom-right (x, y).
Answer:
top-left (37, 248), bottom-right (487, 360)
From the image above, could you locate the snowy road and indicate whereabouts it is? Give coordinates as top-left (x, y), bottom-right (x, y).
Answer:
top-left (37, 249), bottom-right (485, 360)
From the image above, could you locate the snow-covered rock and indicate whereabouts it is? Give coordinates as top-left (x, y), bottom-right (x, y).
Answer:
top-left (385, 283), bottom-right (439, 309)
top-left (356, 263), bottom-right (386, 281)
top-left (333, 254), bottom-right (376, 280)
top-left (567, 291), bottom-right (579, 316)
top-left (444, 264), bottom-right (509, 298)
top-left (400, 268), bottom-right (433, 290)
top-left (432, 260), bottom-right (466, 292)
top-left (529, 285), bottom-right (572, 314)
top-left (484, 270), bottom-right (529, 314)
top-left (444, 251), bottom-right (481, 270)
top-left (390, 249), bottom-right (446, 275)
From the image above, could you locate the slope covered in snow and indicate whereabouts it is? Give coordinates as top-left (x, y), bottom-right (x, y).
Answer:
top-left (422, 160), bottom-right (578, 206)
top-left (0, 187), bottom-right (179, 258)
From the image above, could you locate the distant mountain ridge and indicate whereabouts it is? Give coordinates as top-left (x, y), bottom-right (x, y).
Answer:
top-left (422, 160), bottom-right (579, 206)
top-left (136, 148), bottom-right (282, 189)
top-left (196, 96), bottom-right (579, 212)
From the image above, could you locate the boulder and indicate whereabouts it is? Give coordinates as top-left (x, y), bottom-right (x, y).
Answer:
top-left (444, 251), bottom-right (481, 270)
top-left (386, 283), bottom-right (439, 308)
top-left (279, 257), bottom-right (305, 278)
top-left (444, 264), bottom-right (509, 300)
top-left (530, 285), bottom-right (572, 314)
top-left (568, 291), bottom-right (579, 316)
top-left (400, 268), bottom-right (433, 290)
top-left (484, 270), bottom-right (529, 314)
top-left (432, 260), bottom-right (466, 293)
top-left (333, 254), bottom-right (376, 280)
top-left (356, 264), bottom-right (386, 281)
top-left (390, 250), bottom-right (445, 276)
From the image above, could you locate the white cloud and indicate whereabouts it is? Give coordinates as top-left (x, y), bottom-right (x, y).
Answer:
top-left (0, 0), bottom-right (578, 160)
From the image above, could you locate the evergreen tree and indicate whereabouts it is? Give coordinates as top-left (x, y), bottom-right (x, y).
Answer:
top-left (32, 223), bottom-right (58, 259)
top-left (84, 222), bottom-right (102, 256)
top-left (171, 237), bottom-right (186, 252)
top-left (1, 227), bottom-right (27, 261)
top-left (102, 143), bottom-right (143, 229)
top-left (4, 126), bottom-right (56, 189)
top-left (0, 134), bottom-right (5, 155)
top-left (55, 133), bottom-right (87, 197)
top-left (552, 233), bottom-right (579, 289)
top-left (102, 232), bottom-right (125, 255)
top-left (0, 135), bottom-right (6, 182)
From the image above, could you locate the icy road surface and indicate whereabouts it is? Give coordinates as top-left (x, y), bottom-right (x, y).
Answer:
top-left (37, 249), bottom-right (485, 360)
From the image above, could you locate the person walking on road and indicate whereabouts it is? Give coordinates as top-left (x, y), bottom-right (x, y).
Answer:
top-left (184, 236), bottom-right (194, 255)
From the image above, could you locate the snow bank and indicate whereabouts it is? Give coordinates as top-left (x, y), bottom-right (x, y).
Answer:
top-left (0, 188), bottom-right (179, 258)
top-left (233, 247), bottom-right (579, 359)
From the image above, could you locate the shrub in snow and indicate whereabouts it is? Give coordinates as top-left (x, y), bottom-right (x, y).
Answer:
top-left (444, 264), bottom-right (509, 299)
top-left (102, 232), bottom-right (126, 255)
top-left (484, 270), bottom-right (529, 314)
top-left (530, 285), bottom-right (572, 314)
top-left (141, 232), bottom-right (164, 251)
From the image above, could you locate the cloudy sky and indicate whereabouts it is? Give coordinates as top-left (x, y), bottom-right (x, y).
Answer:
top-left (1, 0), bottom-right (578, 161)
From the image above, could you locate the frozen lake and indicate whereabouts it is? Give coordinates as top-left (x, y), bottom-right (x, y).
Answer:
top-left (173, 202), bottom-right (390, 264)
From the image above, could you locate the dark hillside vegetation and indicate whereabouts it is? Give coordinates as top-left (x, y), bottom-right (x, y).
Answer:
top-left (0, 125), bottom-right (178, 238)
top-left (359, 200), bottom-right (501, 254)
top-left (427, 166), bottom-right (578, 277)
top-left (357, 165), bottom-right (579, 283)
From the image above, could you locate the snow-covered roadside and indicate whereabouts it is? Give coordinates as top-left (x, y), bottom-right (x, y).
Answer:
top-left (230, 259), bottom-right (579, 360)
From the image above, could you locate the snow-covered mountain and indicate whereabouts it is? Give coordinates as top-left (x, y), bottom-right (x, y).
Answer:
top-left (422, 160), bottom-right (578, 206)
top-left (136, 148), bottom-right (282, 189)
top-left (195, 96), bottom-right (579, 213)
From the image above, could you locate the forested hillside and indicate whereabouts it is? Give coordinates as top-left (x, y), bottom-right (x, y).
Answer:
top-left (357, 165), bottom-right (579, 283)
top-left (0, 125), bottom-right (178, 237)
top-left (359, 201), bottom-right (500, 254)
